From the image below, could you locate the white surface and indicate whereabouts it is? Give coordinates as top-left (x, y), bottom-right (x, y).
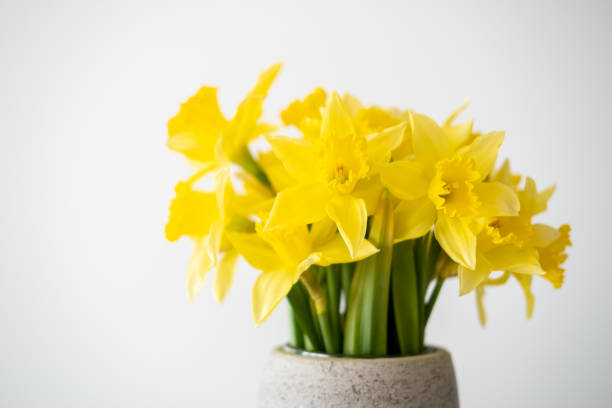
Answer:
top-left (1, 1), bottom-right (610, 406)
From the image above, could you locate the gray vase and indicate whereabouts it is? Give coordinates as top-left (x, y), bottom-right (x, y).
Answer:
top-left (257, 346), bottom-right (459, 408)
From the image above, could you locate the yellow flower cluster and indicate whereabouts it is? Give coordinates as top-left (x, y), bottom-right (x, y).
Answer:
top-left (165, 64), bottom-right (571, 326)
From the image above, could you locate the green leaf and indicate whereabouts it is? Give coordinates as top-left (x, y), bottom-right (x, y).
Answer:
top-left (391, 240), bottom-right (421, 354)
top-left (287, 281), bottom-right (323, 351)
top-left (288, 304), bottom-right (305, 349)
top-left (343, 191), bottom-right (394, 356)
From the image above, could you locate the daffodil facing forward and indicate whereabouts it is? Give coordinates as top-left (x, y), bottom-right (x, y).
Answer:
top-left (265, 91), bottom-right (405, 257)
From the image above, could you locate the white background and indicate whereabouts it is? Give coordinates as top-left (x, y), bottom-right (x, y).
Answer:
top-left (1, 0), bottom-right (611, 406)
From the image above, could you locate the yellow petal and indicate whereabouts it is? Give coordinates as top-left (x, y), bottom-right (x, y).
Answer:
top-left (474, 181), bottom-right (520, 217)
top-left (315, 235), bottom-right (379, 265)
top-left (521, 177), bottom-right (556, 216)
top-left (322, 91), bottom-right (358, 143)
top-left (206, 221), bottom-right (224, 265)
top-left (378, 161), bottom-right (429, 201)
top-left (410, 112), bottom-right (452, 165)
top-left (533, 185), bottom-right (556, 215)
top-left (445, 120), bottom-right (474, 150)
top-left (342, 92), bottom-right (365, 118)
top-left (167, 86), bottom-right (226, 163)
top-left (443, 97), bottom-right (470, 127)
top-left (459, 131), bottom-right (504, 179)
top-left (309, 218), bottom-right (337, 249)
top-left (266, 136), bottom-right (318, 182)
top-left (458, 255), bottom-right (491, 295)
top-left (223, 95), bottom-right (264, 156)
top-left (249, 63), bottom-right (282, 97)
top-left (232, 171), bottom-right (274, 216)
top-left (186, 236), bottom-right (215, 301)
top-left (486, 245), bottom-right (543, 274)
top-left (214, 167), bottom-right (232, 218)
top-left (214, 249), bottom-right (239, 303)
top-left (256, 151), bottom-right (296, 192)
top-left (514, 274), bottom-right (535, 318)
top-left (224, 231), bottom-right (282, 272)
top-left (265, 183), bottom-right (330, 230)
top-left (281, 87), bottom-right (327, 128)
top-left (435, 212), bottom-right (477, 269)
top-left (366, 122), bottom-right (406, 164)
top-left (252, 269), bottom-right (295, 326)
top-left (325, 194), bottom-right (367, 258)
top-left (352, 175), bottom-right (384, 215)
top-left (165, 180), bottom-right (219, 242)
top-left (507, 263), bottom-right (543, 275)
top-left (393, 197), bottom-right (436, 243)
top-left (391, 116), bottom-right (414, 160)
top-left (532, 223), bottom-right (560, 247)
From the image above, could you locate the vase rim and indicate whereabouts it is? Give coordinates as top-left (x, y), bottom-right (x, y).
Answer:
top-left (278, 344), bottom-right (449, 361)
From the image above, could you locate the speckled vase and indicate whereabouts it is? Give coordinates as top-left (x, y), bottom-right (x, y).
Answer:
top-left (257, 346), bottom-right (459, 408)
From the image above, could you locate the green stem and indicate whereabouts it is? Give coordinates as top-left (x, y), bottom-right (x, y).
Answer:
top-left (286, 282), bottom-right (323, 351)
top-left (415, 231), bottom-right (441, 349)
top-left (391, 240), bottom-right (421, 355)
top-left (233, 146), bottom-right (272, 189)
top-left (343, 191), bottom-right (394, 356)
top-left (288, 305), bottom-right (305, 349)
top-left (300, 268), bottom-right (327, 315)
top-left (341, 262), bottom-right (355, 319)
top-left (343, 260), bottom-right (367, 355)
top-left (325, 266), bottom-right (342, 351)
top-left (317, 310), bottom-right (339, 354)
top-left (424, 276), bottom-right (445, 325)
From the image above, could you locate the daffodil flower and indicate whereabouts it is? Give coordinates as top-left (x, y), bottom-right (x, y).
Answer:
top-left (457, 166), bottom-right (558, 294)
top-left (379, 112), bottom-right (520, 271)
top-left (167, 63), bottom-right (282, 169)
top-left (226, 220), bottom-right (378, 325)
top-left (281, 89), bottom-right (410, 155)
top-left (165, 167), bottom-right (256, 302)
top-left (469, 163), bottom-right (571, 323)
top-left (265, 91), bottom-right (406, 257)
top-left (475, 224), bottom-right (571, 325)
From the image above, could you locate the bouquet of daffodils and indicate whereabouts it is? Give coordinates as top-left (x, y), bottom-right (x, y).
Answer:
top-left (165, 64), bottom-right (571, 356)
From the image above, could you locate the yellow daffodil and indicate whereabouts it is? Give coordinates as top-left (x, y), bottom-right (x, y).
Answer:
top-left (265, 91), bottom-right (405, 257)
top-left (475, 224), bottom-right (571, 325)
top-left (281, 89), bottom-right (411, 156)
top-left (379, 112), bottom-right (519, 271)
top-left (281, 87), bottom-right (327, 142)
top-left (167, 63), bottom-right (282, 168)
top-left (457, 165), bottom-right (557, 294)
top-left (165, 167), bottom-right (256, 302)
top-left (165, 65), bottom-right (572, 354)
top-left (226, 220), bottom-right (378, 325)
top-left (469, 162), bottom-right (571, 323)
